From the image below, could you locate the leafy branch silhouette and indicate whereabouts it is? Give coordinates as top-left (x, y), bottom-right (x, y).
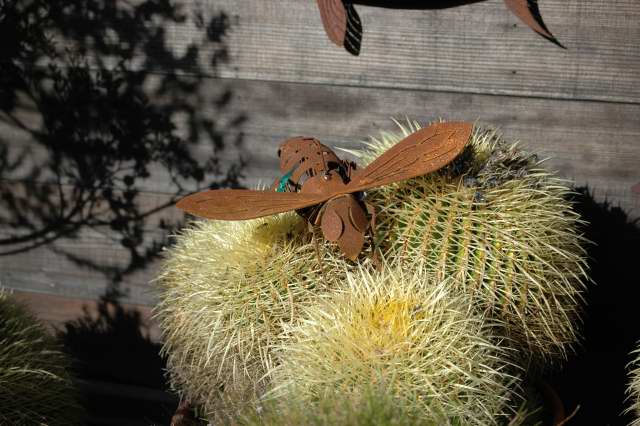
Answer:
top-left (0, 0), bottom-right (246, 283)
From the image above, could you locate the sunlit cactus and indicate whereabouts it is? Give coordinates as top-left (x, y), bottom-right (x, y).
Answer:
top-left (238, 390), bottom-right (543, 426)
top-left (238, 388), bottom-right (429, 426)
top-left (154, 213), bottom-right (361, 420)
top-left (268, 267), bottom-right (517, 425)
top-left (156, 120), bottom-right (589, 422)
top-left (0, 291), bottom-right (82, 426)
top-left (361, 122), bottom-right (589, 362)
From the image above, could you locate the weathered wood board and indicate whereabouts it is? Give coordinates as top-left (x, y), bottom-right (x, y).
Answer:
top-left (164, 0), bottom-right (640, 103)
top-left (1, 0), bottom-right (639, 308)
top-left (3, 78), bottom-right (638, 209)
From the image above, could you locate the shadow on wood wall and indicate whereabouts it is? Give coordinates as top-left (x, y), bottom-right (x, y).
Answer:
top-left (0, 1), bottom-right (246, 423)
top-left (59, 288), bottom-right (176, 425)
top-left (0, 0), bottom-right (246, 284)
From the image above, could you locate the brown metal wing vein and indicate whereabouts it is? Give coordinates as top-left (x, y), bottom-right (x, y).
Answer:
top-left (317, 0), bottom-right (348, 46)
top-left (176, 189), bottom-right (330, 220)
top-left (346, 122), bottom-right (472, 192)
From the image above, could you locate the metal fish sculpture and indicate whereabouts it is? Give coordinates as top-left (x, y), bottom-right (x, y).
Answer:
top-left (177, 122), bottom-right (472, 260)
top-left (317, 0), bottom-right (561, 55)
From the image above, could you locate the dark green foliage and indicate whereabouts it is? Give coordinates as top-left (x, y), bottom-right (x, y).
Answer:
top-left (0, 292), bottom-right (82, 425)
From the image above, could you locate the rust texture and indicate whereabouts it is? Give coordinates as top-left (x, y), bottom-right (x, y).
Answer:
top-left (317, 0), bottom-right (362, 55)
top-left (315, 0), bottom-right (561, 55)
top-left (276, 136), bottom-right (349, 187)
top-left (170, 400), bottom-right (196, 426)
top-left (503, 0), bottom-right (557, 42)
top-left (317, 0), bottom-right (348, 46)
top-left (176, 122), bottom-right (473, 260)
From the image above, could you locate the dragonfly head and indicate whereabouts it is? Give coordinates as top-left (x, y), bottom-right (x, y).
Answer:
top-left (277, 137), bottom-right (343, 184)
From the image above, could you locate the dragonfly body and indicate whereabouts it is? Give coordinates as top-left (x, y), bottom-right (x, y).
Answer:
top-left (319, 194), bottom-right (369, 259)
top-left (273, 136), bottom-right (368, 258)
top-left (177, 122), bottom-right (473, 260)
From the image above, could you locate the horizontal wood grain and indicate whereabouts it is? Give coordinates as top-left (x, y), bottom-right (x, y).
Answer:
top-left (69, 0), bottom-right (638, 103)
top-left (3, 77), bottom-right (639, 213)
top-left (0, 186), bottom-right (176, 306)
top-left (1, 236), bottom-right (163, 306)
top-left (32, 0), bottom-right (640, 103)
top-left (225, 0), bottom-right (640, 103)
top-left (1, 76), bottom-right (637, 306)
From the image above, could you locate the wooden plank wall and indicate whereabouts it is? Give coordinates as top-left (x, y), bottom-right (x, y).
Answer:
top-left (1, 0), bottom-right (639, 308)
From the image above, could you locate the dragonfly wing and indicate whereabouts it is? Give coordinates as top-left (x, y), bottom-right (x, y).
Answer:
top-left (346, 122), bottom-right (472, 193)
top-left (176, 189), bottom-right (330, 220)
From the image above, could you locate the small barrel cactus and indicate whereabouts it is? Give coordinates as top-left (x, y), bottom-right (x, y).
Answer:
top-left (268, 267), bottom-right (517, 425)
top-left (241, 385), bottom-right (524, 426)
top-left (155, 213), bottom-right (353, 419)
top-left (0, 290), bottom-right (82, 425)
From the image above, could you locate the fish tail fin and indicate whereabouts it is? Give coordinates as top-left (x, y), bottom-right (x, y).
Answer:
top-left (504, 0), bottom-right (564, 48)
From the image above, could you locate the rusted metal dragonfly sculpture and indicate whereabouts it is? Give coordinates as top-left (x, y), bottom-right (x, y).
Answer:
top-left (317, 0), bottom-right (561, 55)
top-left (177, 122), bottom-right (472, 260)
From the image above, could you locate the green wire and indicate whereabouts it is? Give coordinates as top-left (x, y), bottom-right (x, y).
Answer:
top-left (276, 168), bottom-right (295, 192)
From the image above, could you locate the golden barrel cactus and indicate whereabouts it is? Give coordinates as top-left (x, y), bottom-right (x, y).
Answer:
top-left (155, 120), bottom-right (589, 422)
top-left (155, 213), bottom-right (354, 419)
top-left (268, 267), bottom-right (517, 425)
top-left (364, 122), bottom-right (589, 361)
